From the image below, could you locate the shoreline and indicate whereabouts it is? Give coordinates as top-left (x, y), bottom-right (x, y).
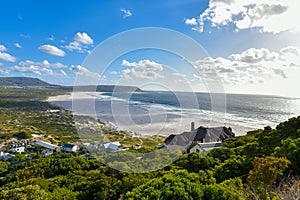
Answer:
top-left (47, 92), bottom-right (256, 136)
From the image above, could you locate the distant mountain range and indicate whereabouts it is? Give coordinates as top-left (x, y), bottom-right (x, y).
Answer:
top-left (0, 77), bottom-right (143, 92)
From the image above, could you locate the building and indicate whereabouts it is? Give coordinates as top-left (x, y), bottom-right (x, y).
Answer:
top-left (41, 149), bottom-right (53, 157)
top-left (34, 140), bottom-right (58, 150)
top-left (0, 152), bottom-right (15, 161)
top-left (187, 142), bottom-right (223, 153)
top-left (164, 122), bottom-right (234, 152)
top-left (10, 146), bottom-right (25, 153)
top-left (103, 141), bottom-right (121, 151)
top-left (62, 144), bottom-right (79, 152)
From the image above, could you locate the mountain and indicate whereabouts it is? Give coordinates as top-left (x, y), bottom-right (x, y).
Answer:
top-left (0, 77), bottom-right (56, 88)
top-left (0, 77), bottom-right (143, 92)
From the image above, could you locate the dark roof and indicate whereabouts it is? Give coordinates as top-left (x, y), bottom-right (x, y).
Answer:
top-left (63, 144), bottom-right (75, 148)
top-left (165, 126), bottom-right (234, 146)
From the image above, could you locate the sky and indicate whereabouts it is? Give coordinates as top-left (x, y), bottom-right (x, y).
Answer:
top-left (0, 0), bottom-right (300, 97)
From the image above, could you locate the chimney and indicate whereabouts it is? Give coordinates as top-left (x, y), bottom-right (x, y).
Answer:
top-left (191, 122), bottom-right (195, 131)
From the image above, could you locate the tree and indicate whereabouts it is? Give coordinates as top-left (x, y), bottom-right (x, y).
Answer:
top-left (273, 137), bottom-right (300, 175)
top-left (0, 185), bottom-right (48, 200)
top-left (213, 155), bottom-right (251, 183)
top-left (247, 156), bottom-right (291, 200)
top-left (125, 170), bottom-right (204, 200)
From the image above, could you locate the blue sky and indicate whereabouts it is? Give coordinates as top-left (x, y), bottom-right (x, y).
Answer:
top-left (0, 0), bottom-right (300, 97)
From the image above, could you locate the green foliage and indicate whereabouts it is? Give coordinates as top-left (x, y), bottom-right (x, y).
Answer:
top-left (273, 137), bottom-right (300, 175)
top-left (247, 156), bottom-right (291, 200)
top-left (125, 170), bottom-right (205, 200)
top-left (49, 187), bottom-right (79, 200)
top-left (213, 155), bottom-right (251, 183)
top-left (0, 161), bottom-right (10, 175)
top-left (0, 184), bottom-right (48, 200)
top-left (207, 147), bottom-right (236, 163)
top-left (174, 153), bottom-right (216, 172)
top-left (13, 131), bottom-right (32, 139)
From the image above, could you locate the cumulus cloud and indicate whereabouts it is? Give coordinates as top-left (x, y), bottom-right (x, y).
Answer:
top-left (230, 48), bottom-right (277, 63)
top-left (14, 43), bottom-right (22, 48)
top-left (18, 60), bottom-right (67, 69)
top-left (38, 44), bottom-right (66, 57)
top-left (0, 45), bottom-right (7, 52)
top-left (11, 65), bottom-right (53, 76)
top-left (187, 0), bottom-right (300, 33)
top-left (65, 32), bottom-right (94, 53)
top-left (121, 59), bottom-right (164, 80)
top-left (74, 32), bottom-right (93, 45)
top-left (0, 52), bottom-right (17, 62)
top-left (120, 8), bottom-right (132, 18)
top-left (193, 46), bottom-right (300, 85)
top-left (10, 60), bottom-right (68, 76)
top-left (185, 18), bottom-right (197, 25)
top-left (0, 44), bottom-right (17, 62)
top-left (71, 65), bottom-right (100, 79)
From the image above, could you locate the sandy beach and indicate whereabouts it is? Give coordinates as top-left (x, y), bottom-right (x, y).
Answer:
top-left (48, 92), bottom-right (254, 136)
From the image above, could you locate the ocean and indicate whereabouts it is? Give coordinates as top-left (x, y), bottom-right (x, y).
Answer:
top-left (49, 91), bottom-right (300, 136)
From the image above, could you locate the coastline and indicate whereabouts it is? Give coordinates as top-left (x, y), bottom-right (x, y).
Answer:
top-left (47, 92), bottom-right (256, 136)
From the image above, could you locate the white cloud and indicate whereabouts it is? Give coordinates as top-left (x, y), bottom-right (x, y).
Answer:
top-left (230, 48), bottom-right (277, 63)
top-left (121, 59), bottom-right (164, 80)
top-left (0, 52), bottom-right (17, 62)
top-left (74, 32), bottom-right (93, 45)
top-left (14, 43), bottom-right (22, 48)
top-left (10, 60), bottom-right (68, 76)
top-left (120, 8), bottom-right (132, 18)
top-left (65, 32), bottom-right (94, 53)
top-left (193, 46), bottom-right (300, 85)
top-left (38, 44), bottom-right (66, 57)
top-left (19, 60), bottom-right (67, 69)
top-left (280, 46), bottom-right (299, 56)
top-left (60, 70), bottom-right (69, 78)
top-left (0, 45), bottom-right (17, 62)
top-left (185, 18), bottom-right (197, 25)
top-left (110, 71), bottom-right (118, 75)
top-left (71, 65), bottom-right (100, 79)
top-left (188, 0), bottom-right (300, 33)
top-left (0, 45), bottom-right (7, 52)
top-left (11, 65), bottom-right (53, 76)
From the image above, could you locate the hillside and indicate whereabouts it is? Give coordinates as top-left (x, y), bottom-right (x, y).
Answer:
top-left (0, 77), bottom-right (143, 92)
top-left (0, 77), bottom-right (57, 88)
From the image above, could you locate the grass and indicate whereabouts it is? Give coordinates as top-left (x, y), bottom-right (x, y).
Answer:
top-left (0, 88), bottom-right (78, 143)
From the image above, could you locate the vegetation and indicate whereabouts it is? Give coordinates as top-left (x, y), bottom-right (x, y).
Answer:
top-left (1, 88), bottom-right (300, 199)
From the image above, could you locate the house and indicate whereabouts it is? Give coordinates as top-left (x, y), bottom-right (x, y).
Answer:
top-left (41, 149), bottom-right (53, 157)
top-left (35, 140), bottom-right (58, 150)
top-left (103, 141), bottom-right (121, 151)
top-left (187, 142), bottom-right (223, 153)
top-left (0, 152), bottom-right (15, 161)
top-left (62, 144), bottom-right (79, 152)
top-left (10, 146), bottom-right (25, 153)
top-left (164, 122), bottom-right (234, 152)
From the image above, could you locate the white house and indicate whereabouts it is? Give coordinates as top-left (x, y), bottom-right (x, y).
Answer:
top-left (41, 149), bottom-right (53, 157)
top-left (103, 141), bottom-right (121, 151)
top-left (35, 140), bottom-right (58, 150)
top-left (62, 144), bottom-right (79, 152)
top-left (10, 146), bottom-right (25, 153)
top-left (0, 152), bottom-right (15, 161)
top-left (188, 142), bottom-right (223, 153)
